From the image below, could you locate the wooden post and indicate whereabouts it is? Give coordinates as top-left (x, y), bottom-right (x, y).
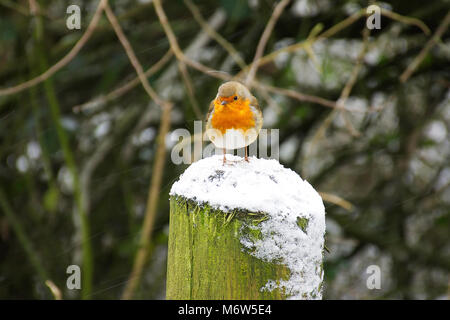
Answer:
top-left (166, 155), bottom-right (325, 300)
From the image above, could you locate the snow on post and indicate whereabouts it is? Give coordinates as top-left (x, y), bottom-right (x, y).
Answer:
top-left (167, 155), bottom-right (326, 299)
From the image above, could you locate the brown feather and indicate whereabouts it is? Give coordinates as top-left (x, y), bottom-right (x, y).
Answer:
top-left (206, 99), bottom-right (215, 122)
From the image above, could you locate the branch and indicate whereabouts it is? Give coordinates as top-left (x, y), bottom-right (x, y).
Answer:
top-left (121, 102), bottom-right (172, 299)
top-left (0, 0), bottom-right (107, 96)
top-left (152, 0), bottom-right (372, 114)
top-left (45, 280), bottom-right (63, 300)
top-left (183, 0), bottom-right (246, 70)
top-left (237, 7), bottom-right (366, 78)
top-left (120, 9), bottom-right (227, 163)
top-left (177, 61), bottom-right (203, 119)
top-left (104, 2), bottom-right (169, 109)
top-left (73, 49), bottom-right (173, 113)
top-left (152, 0), bottom-right (231, 83)
top-left (335, 28), bottom-right (371, 136)
top-left (319, 192), bottom-right (354, 211)
top-left (245, 0), bottom-right (291, 87)
top-left (400, 11), bottom-right (450, 82)
top-left (380, 8), bottom-right (431, 35)
top-left (102, 2), bottom-right (174, 299)
top-left (308, 27), bottom-right (370, 151)
top-left (256, 83), bottom-right (340, 109)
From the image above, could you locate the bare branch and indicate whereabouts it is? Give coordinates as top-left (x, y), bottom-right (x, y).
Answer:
top-left (121, 102), bottom-right (172, 300)
top-left (177, 61), bottom-right (203, 119)
top-left (0, 0), bottom-right (107, 96)
top-left (183, 0), bottom-right (246, 70)
top-left (319, 192), bottom-right (354, 211)
top-left (400, 11), bottom-right (450, 82)
top-left (235, 8), bottom-right (366, 80)
top-left (257, 83), bottom-right (341, 110)
top-left (380, 8), bottom-right (431, 35)
top-left (45, 280), bottom-right (63, 300)
top-left (73, 49), bottom-right (173, 113)
top-left (104, 2), bottom-right (169, 109)
top-left (245, 0), bottom-right (291, 87)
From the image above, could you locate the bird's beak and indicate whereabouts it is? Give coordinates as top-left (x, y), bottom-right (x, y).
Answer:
top-left (221, 100), bottom-right (228, 105)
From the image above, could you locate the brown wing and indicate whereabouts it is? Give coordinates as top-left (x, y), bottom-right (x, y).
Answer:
top-left (250, 94), bottom-right (261, 113)
top-left (205, 99), bottom-right (215, 122)
top-left (250, 94), bottom-right (263, 131)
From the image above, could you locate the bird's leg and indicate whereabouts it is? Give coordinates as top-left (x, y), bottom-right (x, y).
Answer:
top-left (245, 146), bottom-right (249, 162)
top-left (223, 148), bottom-right (226, 165)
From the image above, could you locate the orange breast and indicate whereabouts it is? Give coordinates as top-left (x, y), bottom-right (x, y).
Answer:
top-left (211, 99), bottom-right (255, 134)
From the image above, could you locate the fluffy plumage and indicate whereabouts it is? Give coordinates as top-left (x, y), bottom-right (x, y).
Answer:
top-left (206, 81), bottom-right (263, 152)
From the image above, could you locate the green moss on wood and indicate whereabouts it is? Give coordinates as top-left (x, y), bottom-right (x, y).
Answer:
top-left (166, 196), bottom-right (291, 299)
top-left (296, 216), bottom-right (309, 233)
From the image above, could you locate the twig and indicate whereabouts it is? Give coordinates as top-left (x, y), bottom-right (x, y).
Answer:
top-left (155, 0), bottom-right (332, 113)
top-left (304, 44), bottom-right (322, 73)
top-left (245, 0), bottom-right (291, 87)
top-left (73, 49), bottom-right (173, 113)
top-left (121, 103), bottom-right (172, 300)
top-left (150, 0), bottom-right (204, 119)
top-left (153, 0), bottom-right (185, 61)
top-left (257, 83), bottom-right (340, 110)
top-left (177, 61), bottom-right (203, 119)
top-left (120, 9), bottom-right (227, 163)
top-left (254, 86), bottom-right (283, 113)
top-left (256, 8), bottom-right (365, 73)
top-left (103, 1), bottom-right (174, 299)
top-left (104, 2), bottom-right (169, 109)
top-left (152, 0), bottom-right (231, 81)
top-left (183, 0), bottom-right (246, 70)
top-left (45, 280), bottom-right (63, 300)
top-left (163, 41), bottom-right (349, 111)
top-left (237, 6), bottom-right (430, 81)
top-left (319, 192), bottom-right (354, 211)
top-left (339, 30), bottom-right (370, 102)
top-left (234, 8), bottom-right (365, 80)
top-left (318, 8), bottom-right (365, 39)
top-left (380, 8), bottom-right (431, 35)
top-left (337, 28), bottom-right (371, 136)
top-left (182, 0), bottom-right (284, 113)
top-left (315, 28), bottom-right (370, 144)
top-left (400, 11), bottom-right (450, 82)
top-left (30, 5), bottom-right (94, 298)
top-left (152, 0), bottom-right (378, 115)
top-left (103, 3), bottom-right (174, 300)
top-left (0, 0), bottom-right (107, 96)
top-left (305, 28), bottom-right (370, 162)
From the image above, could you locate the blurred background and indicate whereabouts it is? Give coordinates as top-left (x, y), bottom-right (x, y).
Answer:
top-left (0, 0), bottom-right (449, 299)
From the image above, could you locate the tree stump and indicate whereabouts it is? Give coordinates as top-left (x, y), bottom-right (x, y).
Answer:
top-left (167, 155), bottom-right (325, 299)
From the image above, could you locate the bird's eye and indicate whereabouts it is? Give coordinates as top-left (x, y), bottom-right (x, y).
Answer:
top-left (234, 96), bottom-right (238, 100)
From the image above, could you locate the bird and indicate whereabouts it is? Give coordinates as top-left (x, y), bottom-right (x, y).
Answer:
top-left (205, 81), bottom-right (263, 164)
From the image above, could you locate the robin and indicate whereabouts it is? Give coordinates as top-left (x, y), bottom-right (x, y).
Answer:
top-left (206, 81), bottom-right (263, 164)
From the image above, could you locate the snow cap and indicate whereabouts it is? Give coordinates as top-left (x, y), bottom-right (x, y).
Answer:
top-left (170, 155), bottom-right (326, 299)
